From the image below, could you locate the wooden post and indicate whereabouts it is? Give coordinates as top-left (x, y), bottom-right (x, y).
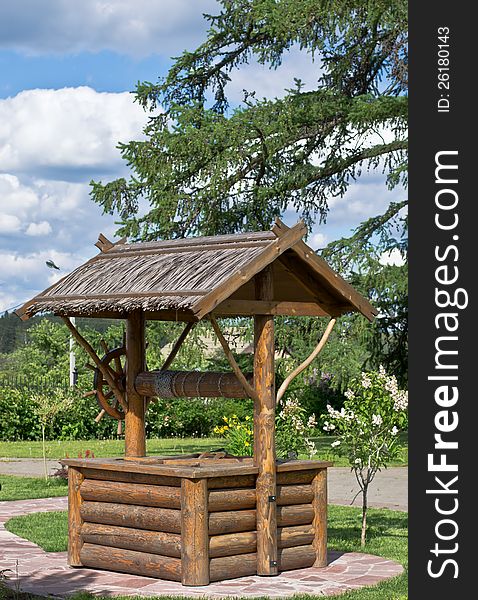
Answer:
top-left (125, 310), bottom-right (146, 458)
top-left (67, 466), bottom-right (84, 566)
top-left (254, 265), bottom-right (278, 576)
top-left (180, 478), bottom-right (210, 585)
top-left (312, 469), bottom-right (328, 567)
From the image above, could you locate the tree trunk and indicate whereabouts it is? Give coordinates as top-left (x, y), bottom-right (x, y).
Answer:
top-left (42, 424), bottom-right (48, 482)
top-left (361, 484), bottom-right (368, 547)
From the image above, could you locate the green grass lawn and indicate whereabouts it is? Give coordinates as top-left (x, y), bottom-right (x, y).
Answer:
top-left (0, 433), bottom-right (408, 466)
top-left (4, 505), bottom-right (407, 599)
top-left (311, 433), bottom-right (408, 466)
top-left (0, 475), bottom-right (68, 501)
top-left (0, 437), bottom-right (222, 460)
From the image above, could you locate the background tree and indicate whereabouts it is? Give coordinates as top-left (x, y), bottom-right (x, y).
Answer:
top-left (88, 0), bottom-right (408, 381)
top-left (90, 0), bottom-right (408, 240)
top-left (30, 389), bottom-right (75, 480)
top-left (323, 201), bottom-right (408, 385)
top-left (88, 0), bottom-right (409, 382)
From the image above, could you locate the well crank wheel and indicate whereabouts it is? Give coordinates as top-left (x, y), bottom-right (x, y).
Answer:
top-left (85, 341), bottom-right (127, 421)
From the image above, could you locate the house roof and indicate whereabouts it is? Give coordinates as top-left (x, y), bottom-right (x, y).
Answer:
top-left (16, 220), bottom-right (377, 322)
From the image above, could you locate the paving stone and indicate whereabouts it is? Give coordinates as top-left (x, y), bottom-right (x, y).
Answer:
top-left (0, 496), bottom-right (404, 598)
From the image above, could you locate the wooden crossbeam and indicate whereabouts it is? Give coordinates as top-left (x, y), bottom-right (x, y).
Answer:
top-left (95, 233), bottom-right (127, 253)
top-left (95, 233), bottom-right (114, 253)
top-left (214, 299), bottom-right (328, 317)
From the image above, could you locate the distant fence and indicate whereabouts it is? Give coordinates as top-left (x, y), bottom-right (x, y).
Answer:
top-left (0, 373), bottom-right (69, 393)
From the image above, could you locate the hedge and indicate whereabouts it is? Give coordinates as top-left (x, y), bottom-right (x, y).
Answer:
top-left (0, 384), bottom-right (255, 441)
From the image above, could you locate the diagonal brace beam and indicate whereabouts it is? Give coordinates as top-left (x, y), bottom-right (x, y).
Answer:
top-left (62, 316), bottom-right (128, 412)
top-left (161, 322), bottom-right (196, 371)
top-left (208, 314), bottom-right (259, 403)
top-left (276, 318), bottom-right (337, 404)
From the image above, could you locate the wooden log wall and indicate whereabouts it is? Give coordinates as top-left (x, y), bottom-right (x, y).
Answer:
top-left (206, 467), bottom-right (322, 579)
top-left (70, 464), bottom-right (328, 584)
top-left (67, 467), bottom-right (84, 566)
top-left (80, 543), bottom-right (182, 581)
top-left (181, 478), bottom-right (209, 585)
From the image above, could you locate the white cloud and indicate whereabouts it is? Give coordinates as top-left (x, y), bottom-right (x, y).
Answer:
top-left (0, 213), bottom-right (21, 233)
top-left (0, 173), bottom-right (39, 215)
top-left (0, 290), bottom-right (19, 314)
top-left (326, 178), bottom-right (406, 229)
top-left (0, 86), bottom-right (145, 311)
top-left (0, 87), bottom-right (148, 178)
top-left (0, 0), bottom-right (217, 58)
top-left (0, 173), bottom-right (120, 313)
top-left (0, 174), bottom-right (119, 255)
top-left (309, 232), bottom-right (328, 250)
top-left (226, 47), bottom-right (322, 103)
top-left (25, 221), bottom-right (52, 236)
top-left (380, 248), bottom-right (406, 267)
top-left (0, 249), bottom-right (86, 304)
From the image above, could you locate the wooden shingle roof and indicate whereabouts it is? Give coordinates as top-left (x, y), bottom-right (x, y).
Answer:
top-left (16, 220), bottom-right (377, 322)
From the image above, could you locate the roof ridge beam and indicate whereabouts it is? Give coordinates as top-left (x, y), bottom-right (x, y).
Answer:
top-left (92, 240), bottom-right (271, 260)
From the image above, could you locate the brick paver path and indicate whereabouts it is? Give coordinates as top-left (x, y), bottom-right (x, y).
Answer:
top-left (0, 497), bottom-right (403, 598)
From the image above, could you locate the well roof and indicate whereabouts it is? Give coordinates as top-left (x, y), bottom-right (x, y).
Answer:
top-left (16, 220), bottom-right (377, 322)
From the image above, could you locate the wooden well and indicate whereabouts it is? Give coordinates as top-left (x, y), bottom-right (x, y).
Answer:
top-left (18, 219), bottom-right (376, 585)
top-left (62, 456), bottom-right (331, 585)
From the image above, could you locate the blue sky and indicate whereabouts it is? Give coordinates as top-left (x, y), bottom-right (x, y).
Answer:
top-left (0, 0), bottom-right (405, 313)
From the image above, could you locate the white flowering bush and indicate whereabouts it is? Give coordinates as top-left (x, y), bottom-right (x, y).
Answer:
top-left (276, 394), bottom-right (318, 459)
top-left (323, 366), bottom-right (408, 546)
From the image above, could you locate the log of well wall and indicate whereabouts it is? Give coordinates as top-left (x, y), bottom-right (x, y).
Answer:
top-left (66, 461), bottom-right (330, 584)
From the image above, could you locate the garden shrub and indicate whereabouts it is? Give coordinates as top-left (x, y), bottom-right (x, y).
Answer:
top-left (0, 386), bottom-right (42, 441)
top-left (214, 414), bottom-right (254, 455)
top-left (322, 366), bottom-right (408, 545)
top-left (0, 364), bottom-right (348, 442)
top-left (292, 375), bottom-right (346, 422)
top-left (214, 393), bottom-right (318, 458)
top-left (0, 378), bottom-right (255, 441)
top-left (146, 397), bottom-right (254, 438)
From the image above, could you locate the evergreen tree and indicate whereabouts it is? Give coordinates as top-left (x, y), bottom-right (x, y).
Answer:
top-left (90, 0), bottom-right (408, 239)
